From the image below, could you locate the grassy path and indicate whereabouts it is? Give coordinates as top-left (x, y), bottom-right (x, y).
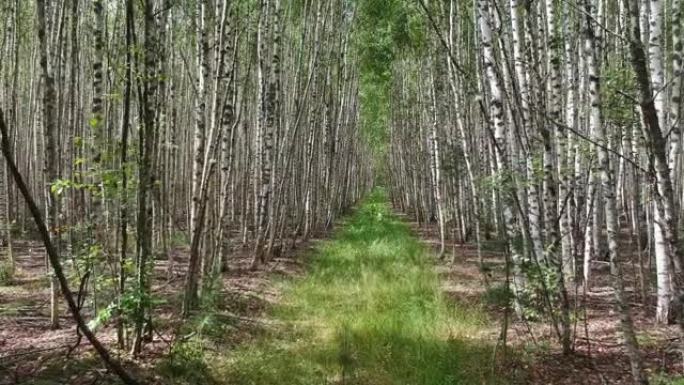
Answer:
top-left (220, 191), bottom-right (497, 384)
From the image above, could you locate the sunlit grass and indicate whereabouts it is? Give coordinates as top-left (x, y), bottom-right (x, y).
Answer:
top-left (209, 189), bottom-right (499, 384)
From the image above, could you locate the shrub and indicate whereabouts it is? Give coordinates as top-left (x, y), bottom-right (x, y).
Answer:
top-left (483, 283), bottom-right (513, 309)
top-left (158, 340), bottom-right (215, 385)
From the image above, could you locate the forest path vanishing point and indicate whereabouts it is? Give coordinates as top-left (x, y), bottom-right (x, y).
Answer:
top-left (215, 189), bottom-right (498, 385)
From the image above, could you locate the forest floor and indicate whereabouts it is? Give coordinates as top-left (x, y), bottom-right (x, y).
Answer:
top-left (1, 191), bottom-right (683, 384)
top-left (0, 191), bottom-right (503, 384)
top-left (0, 227), bottom-right (316, 384)
top-left (412, 217), bottom-right (684, 384)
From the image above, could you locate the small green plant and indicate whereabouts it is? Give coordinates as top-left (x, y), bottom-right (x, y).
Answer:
top-left (522, 339), bottom-right (551, 356)
top-left (200, 274), bottom-right (224, 311)
top-left (170, 231), bottom-right (190, 247)
top-left (518, 262), bottom-right (561, 321)
top-left (158, 339), bottom-right (216, 385)
top-left (636, 332), bottom-right (660, 348)
top-left (483, 283), bottom-right (513, 309)
top-left (0, 261), bottom-right (14, 285)
top-left (651, 373), bottom-right (684, 385)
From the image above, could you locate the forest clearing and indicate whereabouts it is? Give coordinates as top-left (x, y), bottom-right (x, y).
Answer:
top-left (2, 0), bottom-right (684, 383)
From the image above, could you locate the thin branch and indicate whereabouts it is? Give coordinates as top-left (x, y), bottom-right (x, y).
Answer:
top-left (415, 0), bottom-right (472, 80)
top-left (530, 105), bottom-right (651, 174)
top-left (561, 0), bottom-right (626, 43)
top-left (0, 108), bottom-right (141, 385)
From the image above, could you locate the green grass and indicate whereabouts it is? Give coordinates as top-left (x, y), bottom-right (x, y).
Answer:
top-left (651, 374), bottom-right (684, 385)
top-left (215, 189), bottom-right (499, 385)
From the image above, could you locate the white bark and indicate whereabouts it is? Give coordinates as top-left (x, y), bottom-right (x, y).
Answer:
top-left (648, 0), bottom-right (672, 323)
top-left (478, 0), bottom-right (525, 301)
top-left (587, 0), bottom-right (648, 380)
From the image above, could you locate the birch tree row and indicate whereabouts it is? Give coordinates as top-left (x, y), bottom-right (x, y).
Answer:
top-left (0, 0), bottom-right (371, 358)
top-left (387, 0), bottom-right (684, 382)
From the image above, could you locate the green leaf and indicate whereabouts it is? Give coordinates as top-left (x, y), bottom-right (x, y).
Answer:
top-left (87, 303), bottom-right (115, 331)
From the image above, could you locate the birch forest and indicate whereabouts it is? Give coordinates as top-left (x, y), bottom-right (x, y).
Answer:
top-left (2, 0), bottom-right (684, 383)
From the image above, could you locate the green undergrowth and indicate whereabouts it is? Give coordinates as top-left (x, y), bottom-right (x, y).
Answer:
top-left (162, 189), bottom-right (500, 384)
top-left (652, 374), bottom-right (684, 385)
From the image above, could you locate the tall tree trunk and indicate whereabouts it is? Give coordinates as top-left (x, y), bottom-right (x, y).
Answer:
top-left (132, 0), bottom-right (158, 356)
top-left (477, 0), bottom-right (525, 311)
top-left (35, 0), bottom-right (61, 331)
top-left (585, 0), bottom-right (648, 380)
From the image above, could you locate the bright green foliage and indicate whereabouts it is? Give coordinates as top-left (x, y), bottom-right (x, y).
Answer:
top-left (354, 0), bottom-right (424, 156)
top-left (218, 189), bottom-right (500, 385)
top-left (518, 262), bottom-right (562, 321)
top-left (602, 59), bottom-right (637, 129)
